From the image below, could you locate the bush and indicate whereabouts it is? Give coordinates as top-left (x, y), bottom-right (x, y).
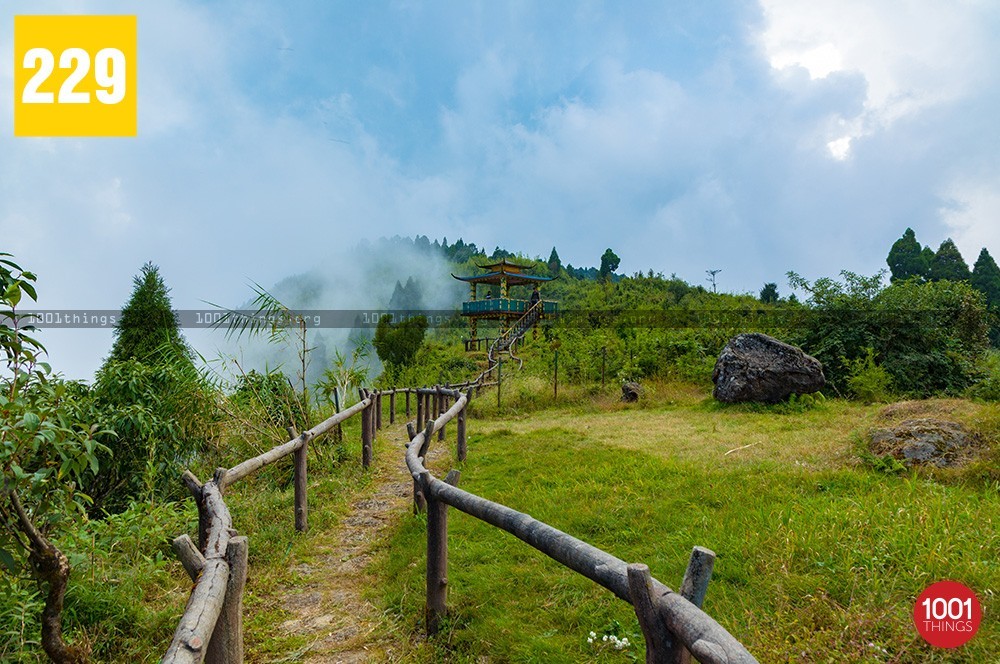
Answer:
top-left (844, 348), bottom-right (894, 403)
top-left (231, 369), bottom-right (305, 431)
top-left (789, 271), bottom-right (989, 396)
top-left (86, 356), bottom-right (217, 514)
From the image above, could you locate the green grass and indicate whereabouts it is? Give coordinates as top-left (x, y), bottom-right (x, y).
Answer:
top-left (6, 386), bottom-right (997, 662)
top-left (373, 389), bottom-right (1000, 662)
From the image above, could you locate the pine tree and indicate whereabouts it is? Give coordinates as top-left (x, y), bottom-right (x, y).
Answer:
top-left (929, 239), bottom-right (972, 282)
top-left (886, 228), bottom-right (929, 282)
top-left (971, 247), bottom-right (1000, 307)
top-left (759, 282), bottom-right (779, 304)
top-left (107, 262), bottom-right (190, 364)
top-left (547, 247), bottom-right (561, 273)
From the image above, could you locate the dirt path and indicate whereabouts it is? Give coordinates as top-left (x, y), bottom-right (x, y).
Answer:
top-left (276, 423), bottom-right (426, 663)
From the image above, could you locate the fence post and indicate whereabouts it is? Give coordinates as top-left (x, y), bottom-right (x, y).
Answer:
top-left (416, 389), bottom-right (424, 430)
top-left (412, 420), bottom-right (435, 514)
top-left (361, 391), bottom-right (373, 469)
top-left (675, 546), bottom-right (717, 664)
top-left (288, 426), bottom-right (307, 533)
top-left (627, 563), bottom-right (675, 663)
top-left (437, 387), bottom-right (446, 442)
top-left (425, 469), bottom-right (460, 635)
top-left (205, 535), bottom-right (249, 664)
top-left (406, 389), bottom-right (411, 418)
top-left (389, 390), bottom-right (396, 424)
top-left (376, 391), bottom-right (383, 430)
top-left (456, 390), bottom-right (469, 462)
top-left (333, 387), bottom-right (342, 443)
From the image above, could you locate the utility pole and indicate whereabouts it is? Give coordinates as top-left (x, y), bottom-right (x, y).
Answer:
top-left (706, 269), bottom-right (721, 294)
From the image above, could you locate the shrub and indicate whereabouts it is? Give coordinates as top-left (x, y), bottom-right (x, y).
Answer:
top-left (86, 356), bottom-right (217, 514)
top-left (788, 271), bottom-right (989, 396)
top-left (844, 348), bottom-right (894, 403)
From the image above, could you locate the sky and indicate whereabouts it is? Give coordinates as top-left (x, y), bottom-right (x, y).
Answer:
top-left (2, 0), bottom-right (1000, 379)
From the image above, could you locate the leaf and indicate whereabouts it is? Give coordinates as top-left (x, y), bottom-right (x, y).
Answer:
top-left (21, 412), bottom-right (40, 432)
top-left (0, 547), bottom-right (20, 574)
top-left (4, 282), bottom-right (21, 307)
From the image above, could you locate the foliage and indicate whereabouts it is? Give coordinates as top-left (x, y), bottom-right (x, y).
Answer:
top-left (107, 262), bottom-right (191, 365)
top-left (971, 247), bottom-right (1000, 306)
top-left (231, 369), bottom-right (303, 431)
top-left (86, 355), bottom-right (216, 514)
top-left (0, 253), bottom-right (104, 663)
top-left (212, 282), bottom-right (313, 399)
top-left (787, 270), bottom-right (989, 396)
top-left (928, 238), bottom-right (971, 283)
top-left (547, 247), bottom-right (562, 274)
top-left (759, 282), bottom-right (779, 304)
top-left (598, 248), bottom-right (621, 283)
top-left (886, 227), bottom-right (929, 283)
top-left (373, 314), bottom-right (427, 377)
top-left (843, 348), bottom-right (894, 403)
top-left (316, 340), bottom-right (371, 407)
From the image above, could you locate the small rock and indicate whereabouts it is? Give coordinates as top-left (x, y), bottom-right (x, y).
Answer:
top-left (621, 381), bottom-right (641, 402)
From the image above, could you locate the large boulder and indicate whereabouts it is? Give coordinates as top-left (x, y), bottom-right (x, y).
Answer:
top-left (712, 333), bottom-right (825, 403)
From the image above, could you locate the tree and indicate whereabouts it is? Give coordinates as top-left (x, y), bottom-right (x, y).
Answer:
top-left (1, 254), bottom-right (104, 663)
top-left (547, 247), bottom-right (561, 274)
top-left (373, 315), bottom-right (427, 374)
top-left (107, 262), bottom-right (190, 365)
top-left (886, 227), bottom-right (930, 282)
top-left (599, 248), bottom-right (620, 283)
top-left (759, 282), bottom-right (779, 304)
top-left (971, 247), bottom-right (1000, 307)
top-left (929, 239), bottom-right (972, 283)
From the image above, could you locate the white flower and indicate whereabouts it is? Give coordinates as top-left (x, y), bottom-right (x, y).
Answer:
top-left (589, 631), bottom-right (597, 638)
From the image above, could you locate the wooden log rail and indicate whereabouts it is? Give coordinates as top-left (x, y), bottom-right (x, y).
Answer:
top-left (163, 392), bottom-right (378, 664)
top-left (403, 389), bottom-right (758, 663)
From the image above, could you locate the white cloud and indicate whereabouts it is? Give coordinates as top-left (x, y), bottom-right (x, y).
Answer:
top-left (758, 0), bottom-right (997, 152)
top-left (939, 177), bottom-right (1000, 261)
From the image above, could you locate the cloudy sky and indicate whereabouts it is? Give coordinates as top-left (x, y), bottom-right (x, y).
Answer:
top-left (3, 0), bottom-right (1000, 378)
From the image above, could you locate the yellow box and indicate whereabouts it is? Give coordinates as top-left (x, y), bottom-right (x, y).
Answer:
top-left (14, 15), bottom-right (137, 137)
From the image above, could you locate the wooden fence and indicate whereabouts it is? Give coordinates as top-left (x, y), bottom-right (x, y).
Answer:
top-left (163, 387), bottom-right (400, 663)
top-left (404, 386), bottom-right (760, 664)
top-left (163, 381), bottom-right (757, 663)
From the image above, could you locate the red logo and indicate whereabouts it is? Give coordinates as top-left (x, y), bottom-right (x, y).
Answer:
top-left (913, 581), bottom-right (982, 648)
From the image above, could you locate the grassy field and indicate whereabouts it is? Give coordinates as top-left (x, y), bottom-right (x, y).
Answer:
top-left (372, 385), bottom-right (999, 662)
top-left (15, 385), bottom-right (995, 662)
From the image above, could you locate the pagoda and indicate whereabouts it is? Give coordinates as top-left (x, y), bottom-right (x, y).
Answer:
top-left (452, 258), bottom-right (557, 350)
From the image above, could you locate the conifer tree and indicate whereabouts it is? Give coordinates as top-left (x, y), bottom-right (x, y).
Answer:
top-left (886, 227), bottom-right (929, 282)
top-left (547, 247), bottom-right (561, 273)
top-left (971, 247), bottom-right (1000, 307)
top-left (928, 239), bottom-right (972, 283)
top-left (107, 262), bottom-right (190, 364)
top-left (759, 282), bottom-right (779, 303)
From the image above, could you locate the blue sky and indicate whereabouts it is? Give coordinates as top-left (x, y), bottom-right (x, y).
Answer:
top-left (3, 0), bottom-right (1000, 378)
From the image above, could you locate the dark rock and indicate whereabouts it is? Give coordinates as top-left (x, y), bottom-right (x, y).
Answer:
top-left (621, 381), bottom-right (641, 402)
top-left (712, 333), bottom-right (825, 403)
top-left (869, 418), bottom-right (974, 467)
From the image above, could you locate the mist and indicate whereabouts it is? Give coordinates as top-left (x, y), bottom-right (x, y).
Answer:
top-left (198, 236), bottom-right (466, 391)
